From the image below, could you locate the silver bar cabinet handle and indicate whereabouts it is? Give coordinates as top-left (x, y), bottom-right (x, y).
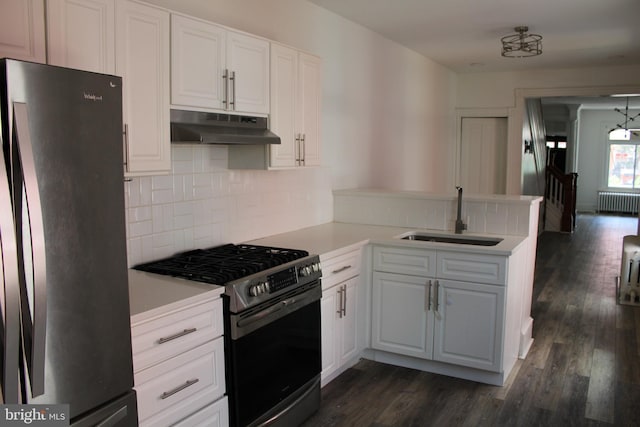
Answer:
top-left (434, 280), bottom-right (440, 313)
top-left (222, 69), bottom-right (229, 108)
top-left (230, 70), bottom-right (236, 110)
top-left (295, 134), bottom-right (301, 165)
top-left (160, 378), bottom-right (199, 400)
top-left (157, 328), bottom-right (197, 344)
top-left (13, 102), bottom-right (47, 397)
top-left (331, 265), bottom-right (351, 274)
top-left (336, 286), bottom-right (343, 318)
top-left (426, 280), bottom-right (432, 311)
top-left (301, 133), bottom-right (306, 165)
top-left (341, 284), bottom-right (347, 316)
top-left (122, 123), bottom-right (130, 171)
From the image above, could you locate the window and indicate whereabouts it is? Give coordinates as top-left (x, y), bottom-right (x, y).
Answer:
top-left (607, 129), bottom-right (640, 188)
top-left (546, 135), bottom-right (567, 149)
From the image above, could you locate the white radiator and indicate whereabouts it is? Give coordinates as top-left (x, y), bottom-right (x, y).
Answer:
top-left (597, 191), bottom-right (640, 214)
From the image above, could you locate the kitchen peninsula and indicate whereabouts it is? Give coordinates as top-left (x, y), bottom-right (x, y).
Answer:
top-left (248, 189), bottom-right (542, 386)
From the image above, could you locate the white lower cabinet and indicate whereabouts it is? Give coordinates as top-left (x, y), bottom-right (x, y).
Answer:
top-left (131, 296), bottom-right (227, 426)
top-left (371, 245), bottom-right (506, 373)
top-left (135, 338), bottom-right (225, 426)
top-left (433, 279), bottom-right (504, 371)
top-left (320, 248), bottom-right (362, 386)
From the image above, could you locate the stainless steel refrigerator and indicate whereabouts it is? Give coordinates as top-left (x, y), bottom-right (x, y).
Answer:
top-left (0, 59), bottom-right (137, 425)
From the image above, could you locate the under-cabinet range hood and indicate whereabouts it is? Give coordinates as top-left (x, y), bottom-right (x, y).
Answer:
top-left (170, 109), bottom-right (280, 145)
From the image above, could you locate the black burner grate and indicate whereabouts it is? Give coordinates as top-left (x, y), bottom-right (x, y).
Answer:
top-left (134, 244), bottom-right (309, 285)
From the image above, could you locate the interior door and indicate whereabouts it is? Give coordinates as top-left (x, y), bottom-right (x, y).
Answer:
top-left (460, 117), bottom-right (507, 194)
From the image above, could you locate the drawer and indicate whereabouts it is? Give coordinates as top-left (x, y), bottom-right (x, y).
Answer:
top-left (373, 246), bottom-right (436, 277)
top-left (131, 298), bottom-right (222, 372)
top-left (136, 337), bottom-right (226, 426)
top-left (321, 249), bottom-right (362, 290)
top-left (173, 396), bottom-right (229, 427)
top-left (437, 251), bottom-right (507, 285)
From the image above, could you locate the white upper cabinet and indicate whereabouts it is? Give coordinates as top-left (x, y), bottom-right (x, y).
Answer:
top-left (226, 30), bottom-right (269, 114)
top-left (270, 43), bottom-right (321, 168)
top-left (47, 0), bottom-right (115, 73)
top-left (171, 14), bottom-right (269, 115)
top-left (170, 14), bottom-right (226, 110)
top-left (269, 44), bottom-right (298, 167)
top-left (116, 0), bottom-right (171, 176)
top-left (0, 0), bottom-right (46, 63)
top-left (296, 52), bottom-right (321, 166)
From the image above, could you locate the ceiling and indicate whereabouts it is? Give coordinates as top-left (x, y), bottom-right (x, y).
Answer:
top-left (308, 0), bottom-right (640, 74)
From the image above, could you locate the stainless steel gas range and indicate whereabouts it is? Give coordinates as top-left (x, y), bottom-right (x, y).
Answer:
top-left (134, 243), bottom-right (322, 427)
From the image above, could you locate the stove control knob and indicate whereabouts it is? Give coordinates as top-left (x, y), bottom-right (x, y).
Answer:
top-left (249, 285), bottom-right (259, 297)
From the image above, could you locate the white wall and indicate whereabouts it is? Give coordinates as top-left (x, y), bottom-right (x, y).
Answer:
top-left (576, 108), bottom-right (640, 212)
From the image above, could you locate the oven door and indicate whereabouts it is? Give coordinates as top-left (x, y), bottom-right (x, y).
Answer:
top-left (225, 281), bottom-right (321, 427)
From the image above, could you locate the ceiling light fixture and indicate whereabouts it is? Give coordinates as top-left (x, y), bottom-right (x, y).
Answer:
top-left (609, 97), bottom-right (640, 137)
top-left (501, 26), bottom-right (542, 58)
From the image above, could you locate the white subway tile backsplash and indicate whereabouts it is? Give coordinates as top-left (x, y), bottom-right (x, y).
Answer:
top-left (333, 190), bottom-right (540, 238)
top-left (125, 146), bottom-right (334, 266)
top-left (129, 219), bottom-right (152, 238)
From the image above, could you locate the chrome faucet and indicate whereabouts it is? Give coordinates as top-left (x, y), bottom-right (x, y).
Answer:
top-left (455, 186), bottom-right (467, 234)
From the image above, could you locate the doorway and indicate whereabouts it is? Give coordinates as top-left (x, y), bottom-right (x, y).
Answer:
top-left (459, 117), bottom-right (508, 194)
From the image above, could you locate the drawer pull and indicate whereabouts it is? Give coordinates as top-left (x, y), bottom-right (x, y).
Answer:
top-left (157, 328), bottom-right (197, 344)
top-left (331, 265), bottom-right (352, 274)
top-left (160, 378), bottom-right (199, 400)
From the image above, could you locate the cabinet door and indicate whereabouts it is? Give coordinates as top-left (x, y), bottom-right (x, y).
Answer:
top-left (372, 272), bottom-right (433, 359)
top-left (297, 52), bottom-right (321, 166)
top-left (226, 30), bottom-right (269, 114)
top-left (47, 0), bottom-right (115, 73)
top-left (269, 43), bottom-right (297, 168)
top-left (320, 288), bottom-right (339, 379)
top-left (171, 14), bottom-right (226, 110)
top-left (116, 0), bottom-right (170, 176)
top-left (433, 279), bottom-right (504, 372)
top-left (339, 279), bottom-right (358, 365)
top-left (0, 0), bottom-right (46, 63)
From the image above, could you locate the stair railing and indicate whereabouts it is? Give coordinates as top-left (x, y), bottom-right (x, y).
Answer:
top-left (545, 164), bottom-right (578, 232)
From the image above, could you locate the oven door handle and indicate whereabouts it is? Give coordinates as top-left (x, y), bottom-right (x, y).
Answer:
top-left (232, 284), bottom-right (321, 339)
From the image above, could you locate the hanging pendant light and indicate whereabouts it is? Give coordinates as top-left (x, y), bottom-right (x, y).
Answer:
top-left (609, 97), bottom-right (640, 137)
top-left (501, 26), bottom-right (543, 58)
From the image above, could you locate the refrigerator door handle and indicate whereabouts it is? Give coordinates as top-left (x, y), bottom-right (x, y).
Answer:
top-left (0, 147), bottom-right (21, 403)
top-left (12, 102), bottom-right (47, 398)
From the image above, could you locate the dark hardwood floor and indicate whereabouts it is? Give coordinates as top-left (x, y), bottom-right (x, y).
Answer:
top-left (303, 214), bottom-right (640, 427)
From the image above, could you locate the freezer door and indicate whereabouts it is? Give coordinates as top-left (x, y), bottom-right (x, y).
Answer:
top-left (71, 390), bottom-right (138, 427)
top-left (2, 60), bottom-right (134, 417)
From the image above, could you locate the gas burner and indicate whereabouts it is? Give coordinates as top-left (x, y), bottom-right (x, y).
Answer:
top-left (133, 243), bottom-right (309, 285)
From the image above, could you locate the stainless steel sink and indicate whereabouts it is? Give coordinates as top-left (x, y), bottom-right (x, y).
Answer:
top-left (397, 232), bottom-right (503, 246)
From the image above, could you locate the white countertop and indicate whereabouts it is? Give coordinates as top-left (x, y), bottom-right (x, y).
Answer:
top-left (128, 269), bottom-right (223, 323)
top-left (128, 222), bottom-right (527, 320)
top-left (246, 222), bottom-right (527, 258)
